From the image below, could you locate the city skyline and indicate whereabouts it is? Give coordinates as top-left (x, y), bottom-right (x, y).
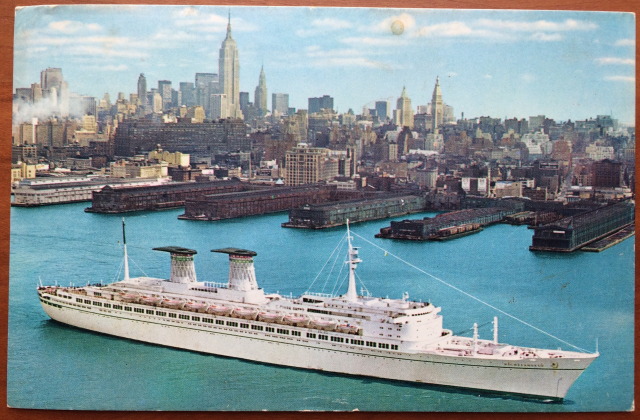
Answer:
top-left (14, 5), bottom-right (636, 124)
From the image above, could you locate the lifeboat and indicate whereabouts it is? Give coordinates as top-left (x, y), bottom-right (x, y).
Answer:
top-left (140, 295), bottom-right (162, 305)
top-left (233, 307), bottom-right (259, 320)
top-left (310, 319), bottom-right (337, 331)
top-left (161, 298), bottom-right (184, 309)
top-left (206, 305), bottom-right (233, 316)
top-left (185, 301), bottom-right (208, 312)
top-left (120, 293), bottom-right (139, 303)
top-left (337, 324), bottom-right (360, 334)
top-left (282, 314), bottom-right (309, 327)
top-left (257, 312), bottom-right (283, 323)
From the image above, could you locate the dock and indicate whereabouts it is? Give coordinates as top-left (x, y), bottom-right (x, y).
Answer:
top-left (581, 224), bottom-right (635, 252)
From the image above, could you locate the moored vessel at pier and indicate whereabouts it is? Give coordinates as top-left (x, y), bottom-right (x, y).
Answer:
top-left (37, 220), bottom-right (598, 401)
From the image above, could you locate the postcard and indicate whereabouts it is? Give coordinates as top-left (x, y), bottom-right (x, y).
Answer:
top-left (8, 4), bottom-right (635, 412)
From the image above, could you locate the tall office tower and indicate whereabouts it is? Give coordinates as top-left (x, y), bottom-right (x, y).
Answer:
top-left (137, 73), bottom-right (148, 108)
top-left (195, 72), bottom-right (218, 117)
top-left (394, 86), bottom-right (414, 129)
top-left (308, 95), bottom-right (334, 114)
top-left (375, 101), bottom-right (389, 121)
top-left (211, 94), bottom-right (229, 120)
top-left (40, 67), bottom-right (63, 91)
top-left (40, 67), bottom-right (69, 117)
top-left (272, 93), bottom-right (289, 116)
top-left (180, 82), bottom-right (196, 106)
top-left (431, 76), bottom-right (443, 133)
top-left (218, 14), bottom-right (243, 119)
top-left (158, 80), bottom-right (172, 111)
top-left (254, 66), bottom-right (267, 116)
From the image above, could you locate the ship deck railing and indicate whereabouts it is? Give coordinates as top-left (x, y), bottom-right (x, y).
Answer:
top-left (303, 292), bottom-right (334, 298)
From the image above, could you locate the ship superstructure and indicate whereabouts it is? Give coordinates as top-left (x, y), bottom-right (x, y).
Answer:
top-left (37, 221), bottom-right (598, 401)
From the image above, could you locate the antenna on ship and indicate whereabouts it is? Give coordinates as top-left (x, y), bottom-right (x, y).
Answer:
top-left (345, 219), bottom-right (360, 302)
top-left (122, 218), bottom-right (130, 282)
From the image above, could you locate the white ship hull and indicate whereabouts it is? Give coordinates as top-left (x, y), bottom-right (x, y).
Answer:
top-left (40, 293), bottom-right (593, 400)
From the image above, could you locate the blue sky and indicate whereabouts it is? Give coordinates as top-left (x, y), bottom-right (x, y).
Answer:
top-left (13, 5), bottom-right (636, 125)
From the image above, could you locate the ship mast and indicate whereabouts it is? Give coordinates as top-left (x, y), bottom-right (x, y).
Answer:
top-left (345, 220), bottom-right (360, 302)
top-left (122, 218), bottom-right (130, 282)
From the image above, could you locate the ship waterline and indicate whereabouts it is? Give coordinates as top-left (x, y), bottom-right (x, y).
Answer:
top-left (37, 222), bottom-right (598, 401)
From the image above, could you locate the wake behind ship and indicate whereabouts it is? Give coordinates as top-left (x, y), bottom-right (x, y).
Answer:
top-left (37, 221), bottom-right (598, 401)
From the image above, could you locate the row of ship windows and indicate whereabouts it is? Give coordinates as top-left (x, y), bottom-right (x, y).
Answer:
top-left (74, 298), bottom-right (399, 351)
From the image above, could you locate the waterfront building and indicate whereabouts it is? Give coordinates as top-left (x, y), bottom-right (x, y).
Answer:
top-left (283, 194), bottom-right (426, 229)
top-left (218, 14), bottom-right (242, 119)
top-left (110, 160), bottom-right (168, 179)
top-left (530, 201), bottom-right (634, 252)
top-left (87, 179), bottom-right (246, 213)
top-left (254, 66), bottom-right (268, 116)
top-left (12, 176), bottom-right (165, 207)
top-left (147, 148), bottom-right (190, 167)
top-left (180, 185), bottom-right (332, 220)
top-left (590, 159), bottom-right (622, 188)
top-left (585, 143), bottom-right (615, 160)
top-left (285, 144), bottom-right (351, 186)
top-left (113, 118), bottom-right (250, 157)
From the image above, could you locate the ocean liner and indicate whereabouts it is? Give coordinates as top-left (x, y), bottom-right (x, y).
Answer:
top-left (37, 221), bottom-right (598, 401)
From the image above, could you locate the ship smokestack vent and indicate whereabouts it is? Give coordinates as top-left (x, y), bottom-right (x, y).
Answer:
top-left (212, 248), bottom-right (259, 291)
top-left (153, 246), bottom-right (198, 283)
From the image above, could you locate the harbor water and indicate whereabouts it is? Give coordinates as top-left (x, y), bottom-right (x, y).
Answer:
top-left (7, 202), bottom-right (635, 411)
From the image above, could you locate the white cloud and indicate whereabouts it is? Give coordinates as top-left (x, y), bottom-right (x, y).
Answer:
top-left (304, 45), bottom-right (395, 70)
top-left (476, 18), bottom-right (597, 33)
top-left (341, 36), bottom-right (410, 47)
top-left (296, 18), bottom-right (352, 37)
top-left (413, 21), bottom-right (505, 40)
top-left (47, 20), bottom-right (102, 34)
top-left (596, 57), bottom-right (635, 65)
top-left (529, 32), bottom-right (563, 42)
top-left (604, 75), bottom-right (635, 83)
top-left (614, 38), bottom-right (635, 47)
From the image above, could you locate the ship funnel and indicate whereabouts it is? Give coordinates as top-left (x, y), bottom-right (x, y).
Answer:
top-left (212, 248), bottom-right (259, 291)
top-left (153, 247), bottom-right (198, 283)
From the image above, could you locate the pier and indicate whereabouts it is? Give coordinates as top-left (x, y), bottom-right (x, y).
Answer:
top-left (86, 179), bottom-right (249, 213)
top-left (282, 194), bottom-right (426, 229)
top-left (529, 201), bottom-right (635, 252)
top-left (375, 207), bottom-right (516, 241)
top-left (581, 224), bottom-right (635, 252)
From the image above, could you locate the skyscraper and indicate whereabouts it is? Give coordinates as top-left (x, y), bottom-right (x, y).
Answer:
top-left (254, 66), bottom-right (267, 116)
top-left (218, 14), bottom-right (242, 119)
top-left (431, 76), bottom-right (443, 133)
top-left (272, 93), bottom-right (289, 117)
top-left (375, 101), bottom-right (389, 121)
top-left (137, 73), bottom-right (148, 108)
top-left (308, 95), bottom-right (334, 114)
top-left (195, 72), bottom-right (218, 117)
top-left (158, 80), bottom-right (172, 111)
top-left (394, 87), bottom-right (413, 129)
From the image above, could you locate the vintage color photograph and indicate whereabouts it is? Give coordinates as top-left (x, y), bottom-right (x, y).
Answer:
top-left (8, 4), bottom-right (635, 412)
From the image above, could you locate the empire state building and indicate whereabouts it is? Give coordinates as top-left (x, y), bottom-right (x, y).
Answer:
top-left (219, 15), bottom-right (243, 119)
